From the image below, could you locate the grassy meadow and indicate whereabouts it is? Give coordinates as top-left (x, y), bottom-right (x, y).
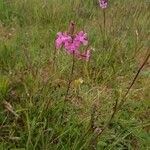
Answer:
top-left (0, 0), bottom-right (150, 149)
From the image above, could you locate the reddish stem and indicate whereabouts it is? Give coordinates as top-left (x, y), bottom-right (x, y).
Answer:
top-left (92, 49), bottom-right (150, 149)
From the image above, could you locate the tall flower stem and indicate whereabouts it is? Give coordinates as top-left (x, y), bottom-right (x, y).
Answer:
top-left (61, 51), bottom-right (75, 122)
top-left (92, 49), bottom-right (150, 149)
top-left (103, 9), bottom-right (106, 49)
top-left (118, 50), bottom-right (150, 109)
top-left (65, 21), bottom-right (75, 98)
top-left (99, 0), bottom-right (108, 49)
top-left (53, 46), bottom-right (57, 71)
top-left (61, 21), bottom-right (76, 122)
top-left (65, 52), bottom-right (75, 99)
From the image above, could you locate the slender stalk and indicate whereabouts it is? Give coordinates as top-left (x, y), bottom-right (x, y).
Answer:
top-left (92, 49), bottom-right (150, 148)
top-left (118, 50), bottom-right (150, 109)
top-left (61, 21), bottom-right (76, 122)
top-left (61, 51), bottom-right (75, 122)
top-left (103, 9), bottom-right (106, 49)
top-left (65, 52), bottom-right (75, 100)
top-left (53, 46), bottom-right (57, 70)
top-left (64, 21), bottom-right (76, 99)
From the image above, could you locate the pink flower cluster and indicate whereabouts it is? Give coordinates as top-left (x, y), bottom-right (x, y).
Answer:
top-left (55, 31), bottom-right (91, 61)
top-left (99, 0), bottom-right (108, 9)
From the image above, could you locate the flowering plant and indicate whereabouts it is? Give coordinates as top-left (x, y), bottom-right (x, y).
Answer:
top-left (99, 0), bottom-right (108, 9)
top-left (55, 31), bottom-right (91, 61)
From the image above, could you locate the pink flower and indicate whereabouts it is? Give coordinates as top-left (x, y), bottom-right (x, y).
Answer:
top-left (99, 0), bottom-right (108, 9)
top-left (85, 50), bottom-right (91, 61)
top-left (55, 32), bottom-right (71, 49)
top-left (78, 50), bottom-right (91, 62)
top-left (65, 42), bottom-right (80, 55)
top-left (55, 31), bottom-right (91, 62)
top-left (74, 31), bottom-right (88, 46)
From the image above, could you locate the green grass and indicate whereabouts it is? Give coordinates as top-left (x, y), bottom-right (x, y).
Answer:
top-left (0, 0), bottom-right (150, 149)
